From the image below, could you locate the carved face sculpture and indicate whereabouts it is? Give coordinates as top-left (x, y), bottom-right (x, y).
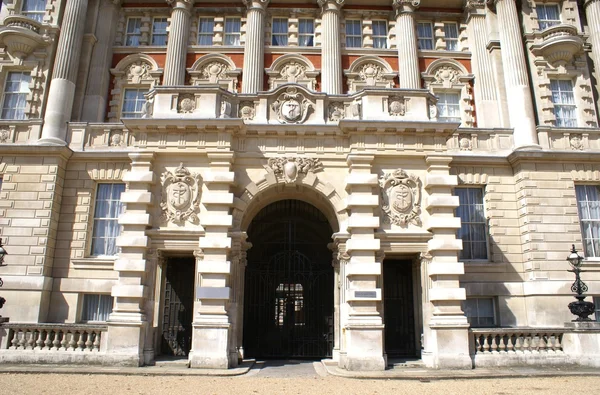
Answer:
top-left (169, 182), bottom-right (192, 210)
top-left (282, 99), bottom-right (301, 122)
top-left (392, 184), bottom-right (413, 213)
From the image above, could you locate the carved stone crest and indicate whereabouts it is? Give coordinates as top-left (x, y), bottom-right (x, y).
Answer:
top-left (267, 157), bottom-right (323, 183)
top-left (178, 94), bottom-right (196, 113)
top-left (202, 62), bottom-right (230, 83)
top-left (328, 102), bottom-right (345, 121)
top-left (280, 62), bottom-right (307, 83)
top-left (359, 63), bottom-right (384, 86)
top-left (0, 129), bottom-right (10, 143)
top-left (570, 134), bottom-right (583, 150)
top-left (127, 62), bottom-right (152, 84)
top-left (161, 163), bottom-right (202, 223)
top-left (459, 134), bottom-right (472, 151)
top-left (434, 66), bottom-right (460, 88)
top-left (271, 87), bottom-right (313, 124)
top-left (379, 169), bottom-right (422, 227)
top-left (239, 101), bottom-right (255, 120)
top-left (109, 132), bottom-right (123, 147)
top-left (388, 96), bottom-right (408, 116)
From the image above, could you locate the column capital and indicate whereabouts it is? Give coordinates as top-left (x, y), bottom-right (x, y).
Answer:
top-left (243, 0), bottom-right (270, 11)
top-left (392, 0), bottom-right (420, 16)
top-left (318, 0), bottom-right (345, 14)
top-left (465, 0), bottom-right (489, 13)
top-left (584, 0), bottom-right (600, 8)
top-left (167, 0), bottom-right (194, 11)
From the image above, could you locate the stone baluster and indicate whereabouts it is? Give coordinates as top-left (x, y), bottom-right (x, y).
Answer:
top-left (584, 0), bottom-right (600, 114)
top-left (242, 0), bottom-right (270, 93)
top-left (318, 0), bottom-right (344, 94)
top-left (465, 0), bottom-right (501, 127)
top-left (393, 0), bottom-right (421, 89)
top-left (163, 0), bottom-right (194, 85)
top-left (39, 0), bottom-right (89, 145)
top-left (494, 0), bottom-right (538, 148)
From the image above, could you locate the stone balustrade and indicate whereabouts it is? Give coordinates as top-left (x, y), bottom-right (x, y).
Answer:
top-left (1, 323), bottom-right (107, 353)
top-left (471, 328), bottom-right (565, 354)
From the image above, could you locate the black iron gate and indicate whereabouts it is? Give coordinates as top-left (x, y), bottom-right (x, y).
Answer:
top-left (244, 200), bottom-right (334, 359)
top-left (383, 260), bottom-right (417, 357)
top-left (161, 257), bottom-right (194, 357)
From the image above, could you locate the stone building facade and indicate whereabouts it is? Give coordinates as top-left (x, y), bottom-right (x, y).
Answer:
top-left (0, 0), bottom-right (600, 370)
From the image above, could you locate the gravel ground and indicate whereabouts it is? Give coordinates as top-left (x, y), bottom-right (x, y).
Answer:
top-left (1, 373), bottom-right (599, 395)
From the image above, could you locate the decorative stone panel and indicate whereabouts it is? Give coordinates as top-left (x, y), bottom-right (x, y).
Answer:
top-left (187, 54), bottom-right (241, 92)
top-left (266, 54), bottom-right (319, 91)
top-left (344, 56), bottom-right (396, 93)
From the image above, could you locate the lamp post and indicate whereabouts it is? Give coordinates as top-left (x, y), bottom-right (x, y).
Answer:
top-left (0, 238), bottom-right (7, 319)
top-left (567, 244), bottom-right (596, 321)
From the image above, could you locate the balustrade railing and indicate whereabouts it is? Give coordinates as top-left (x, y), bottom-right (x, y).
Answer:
top-left (471, 328), bottom-right (566, 354)
top-left (2, 323), bottom-right (107, 352)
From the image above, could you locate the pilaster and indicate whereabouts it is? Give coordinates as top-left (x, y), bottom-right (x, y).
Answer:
top-left (241, 0), bottom-right (270, 93)
top-left (228, 231), bottom-right (248, 366)
top-left (584, 0), bottom-right (600, 115)
top-left (39, 0), bottom-right (89, 145)
top-left (163, 0), bottom-right (194, 86)
top-left (106, 152), bottom-right (155, 366)
top-left (393, 0), bottom-right (421, 89)
top-left (465, 0), bottom-right (501, 127)
top-left (342, 154), bottom-right (385, 371)
top-left (424, 155), bottom-right (471, 369)
top-left (190, 151), bottom-right (235, 368)
top-left (330, 233), bottom-right (349, 362)
top-left (494, 0), bottom-right (539, 148)
top-left (318, 0), bottom-right (344, 94)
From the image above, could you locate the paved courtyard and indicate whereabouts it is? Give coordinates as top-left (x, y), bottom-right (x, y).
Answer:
top-left (1, 361), bottom-right (600, 395)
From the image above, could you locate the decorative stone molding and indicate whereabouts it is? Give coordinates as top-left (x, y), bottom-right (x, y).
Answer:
top-left (271, 87), bottom-right (314, 124)
top-left (239, 101), bottom-right (256, 120)
top-left (160, 163), bottom-right (202, 224)
top-left (0, 129), bottom-right (11, 143)
top-left (570, 134), bottom-right (584, 150)
top-left (388, 96), bottom-right (409, 117)
top-left (379, 169), bottom-right (422, 227)
top-left (422, 59), bottom-right (475, 127)
top-left (109, 54), bottom-right (163, 121)
top-left (530, 25), bottom-right (584, 66)
top-left (266, 157), bottom-right (323, 183)
top-left (188, 54), bottom-right (241, 92)
top-left (344, 56), bottom-right (396, 93)
top-left (0, 15), bottom-right (49, 59)
top-left (266, 54), bottom-right (319, 91)
top-left (177, 94), bottom-right (196, 114)
top-left (328, 102), bottom-right (345, 121)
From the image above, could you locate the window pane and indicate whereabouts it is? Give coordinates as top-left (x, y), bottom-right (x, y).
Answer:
top-left (576, 185), bottom-right (600, 257)
top-left (224, 18), bottom-right (241, 45)
top-left (91, 184), bottom-right (125, 256)
top-left (272, 18), bottom-right (288, 46)
top-left (122, 89), bottom-right (147, 118)
top-left (417, 22), bottom-right (433, 50)
top-left (1, 72), bottom-right (31, 120)
top-left (550, 79), bottom-right (576, 127)
top-left (444, 23), bottom-right (459, 51)
top-left (82, 294), bottom-right (114, 322)
top-left (299, 19), bottom-right (314, 47)
top-left (437, 93), bottom-right (461, 123)
top-left (346, 20), bottom-right (362, 48)
top-left (537, 4), bottom-right (561, 30)
top-left (152, 18), bottom-right (168, 46)
top-left (455, 187), bottom-right (488, 260)
top-left (372, 20), bottom-right (387, 49)
top-left (198, 18), bottom-right (214, 45)
top-left (126, 18), bottom-right (142, 46)
top-left (21, 0), bottom-right (45, 22)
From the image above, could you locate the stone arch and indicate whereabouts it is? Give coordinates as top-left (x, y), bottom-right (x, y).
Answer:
top-left (232, 170), bottom-right (348, 234)
top-left (344, 55), bottom-right (396, 92)
top-left (187, 53), bottom-right (241, 92)
top-left (266, 54), bottom-right (319, 90)
top-left (108, 54), bottom-right (162, 121)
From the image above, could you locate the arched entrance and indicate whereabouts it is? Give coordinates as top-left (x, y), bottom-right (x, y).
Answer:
top-left (243, 199), bottom-right (334, 359)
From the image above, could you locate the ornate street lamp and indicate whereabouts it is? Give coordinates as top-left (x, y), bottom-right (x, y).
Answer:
top-left (0, 238), bottom-right (7, 317)
top-left (567, 244), bottom-right (595, 321)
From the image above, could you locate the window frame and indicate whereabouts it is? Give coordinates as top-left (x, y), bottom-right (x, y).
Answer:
top-left (125, 17), bottom-right (142, 47)
top-left (417, 21), bottom-right (434, 50)
top-left (81, 294), bottom-right (114, 323)
top-left (345, 19), bottom-right (363, 48)
top-left (271, 17), bottom-right (289, 46)
top-left (298, 18), bottom-right (315, 47)
top-left (151, 17), bottom-right (168, 46)
top-left (443, 22), bottom-right (459, 51)
top-left (549, 79), bottom-right (577, 128)
top-left (463, 297), bottom-right (497, 328)
top-left (121, 87), bottom-right (147, 119)
top-left (372, 20), bottom-right (388, 49)
top-left (90, 183), bottom-right (126, 257)
top-left (1, 71), bottom-right (31, 120)
top-left (536, 3), bottom-right (561, 30)
top-left (455, 186), bottom-right (489, 261)
top-left (436, 92), bottom-right (462, 123)
top-left (21, 0), bottom-right (46, 23)
top-left (575, 185), bottom-right (600, 258)
top-left (198, 17), bottom-right (215, 45)
top-left (224, 17), bottom-right (241, 46)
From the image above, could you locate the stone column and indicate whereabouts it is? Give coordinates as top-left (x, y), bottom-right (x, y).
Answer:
top-left (190, 151), bottom-right (235, 368)
top-left (163, 0), bottom-right (194, 86)
top-left (107, 152), bottom-right (155, 366)
top-left (342, 154), bottom-right (385, 371)
top-left (393, 0), bottom-right (421, 89)
top-left (228, 232), bottom-right (248, 365)
top-left (81, 0), bottom-right (121, 121)
top-left (318, 0), bottom-right (344, 94)
top-left (39, 0), bottom-right (89, 145)
top-left (423, 156), bottom-right (470, 369)
top-left (465, 0), bottom-right (501, 127)
top-left (241, 0), bottom-right (270, 93)
top-left (494, 0), bottom-right (538, 148)
top-left (584, 0), bottom-right (600, 114)
top-left (330, 233), bottom-right (349, 362)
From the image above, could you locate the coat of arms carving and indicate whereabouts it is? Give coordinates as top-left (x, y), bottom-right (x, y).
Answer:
top-left (379, 169), bottom-right (422, 227)
top-left (161, 163), bottom-right (202, 224)
top-left (271, 87), bottom-right (314, 124)
top-left (266, 157), bottom-right (323, 183)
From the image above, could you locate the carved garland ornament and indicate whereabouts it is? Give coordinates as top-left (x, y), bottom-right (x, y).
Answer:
top-left (267, 157), bottom-right (323, 183)
top-left (161, 163), bottom-right (202, 223)
top-left (379, 169), bottom-right (422, 227)
top-left (271, 87), bottom-right (314, 124)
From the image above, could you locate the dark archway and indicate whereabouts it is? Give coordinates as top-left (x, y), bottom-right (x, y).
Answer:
top-left (243, 199), bottom-right (334, 359)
